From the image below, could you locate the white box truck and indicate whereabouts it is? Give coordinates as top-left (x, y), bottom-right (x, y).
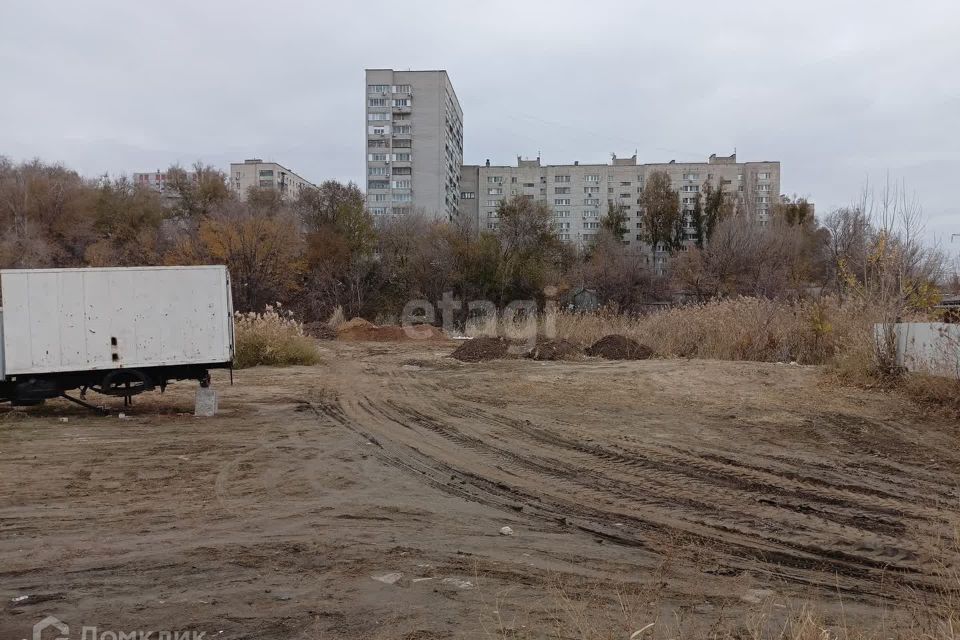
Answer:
top-left (0, 266), bottom-right (234, 408)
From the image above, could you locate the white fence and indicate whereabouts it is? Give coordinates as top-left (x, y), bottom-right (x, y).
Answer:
top-left (876, 323), bottom-right (960, 378)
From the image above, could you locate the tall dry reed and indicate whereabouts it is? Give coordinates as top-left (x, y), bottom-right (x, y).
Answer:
top-left (234, 306), bottom-right (321, 369)
top-left (550, 297), bottom-right (870, 365)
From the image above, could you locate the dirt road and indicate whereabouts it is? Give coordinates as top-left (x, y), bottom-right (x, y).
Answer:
top-left (2, 341), bottom-right (958, 639)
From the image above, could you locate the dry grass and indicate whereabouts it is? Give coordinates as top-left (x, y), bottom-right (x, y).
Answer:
top-left (549, 297), bottom-right (960, 416)
top-left (326, 305), bottom-right (346, 330)
top-left (550, 297), bottom-right (869, 365)
top-left (233, 306), bottom-right (321, 369)
top-left (901, 373), bottom-right (960, 417)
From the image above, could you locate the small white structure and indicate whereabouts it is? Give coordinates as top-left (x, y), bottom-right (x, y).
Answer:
top-left (877, 323), bottom-right (960, 378)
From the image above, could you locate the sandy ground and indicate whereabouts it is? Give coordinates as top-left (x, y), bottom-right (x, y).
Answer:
top-left (2, 340), bottom-right (959, 639)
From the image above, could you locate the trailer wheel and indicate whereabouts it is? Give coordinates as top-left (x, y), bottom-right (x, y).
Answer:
top-left (95, 369), bottom-right (155, 398)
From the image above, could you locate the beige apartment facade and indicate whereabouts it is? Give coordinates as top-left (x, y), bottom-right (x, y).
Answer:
top-left (229, 159), bottom-right (315, 201)
top-left (365, 69), bottom-right (464, 221)
top-left (459, 153), bottom-right (780, 273)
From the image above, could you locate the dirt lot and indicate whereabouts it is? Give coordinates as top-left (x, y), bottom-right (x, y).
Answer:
top-left (2, 340), bottom-right (959, 639)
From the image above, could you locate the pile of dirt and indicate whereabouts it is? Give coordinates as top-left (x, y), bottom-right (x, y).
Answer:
top-left (451, 337), bottom-right (511, 362)
top-left (336, 317), bottom-right (376, 333)
top-left (337, 317), bottom-right (449, 342)
top-left (526, 339), bottom-right (581, 361)
top-left (303, 322), bottom-right (337, 340)
top-left (585, 335), bottom-right (654, 360)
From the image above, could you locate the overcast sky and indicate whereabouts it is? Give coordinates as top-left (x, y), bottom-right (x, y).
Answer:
top-left (1, 0), bottom-right (958, 253)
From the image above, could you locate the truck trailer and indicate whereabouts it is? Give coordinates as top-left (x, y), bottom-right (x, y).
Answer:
top-left (0, 266), bottom-right (234, 408)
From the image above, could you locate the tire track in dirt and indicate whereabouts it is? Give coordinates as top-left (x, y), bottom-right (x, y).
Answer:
top-left (437, 402), bottom-right (930, 579)
top-left (305, 383), bottom-right (932, 598)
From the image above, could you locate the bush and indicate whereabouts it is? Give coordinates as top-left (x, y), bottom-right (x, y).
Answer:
top-left (233, 307), bottom-right (321, 369)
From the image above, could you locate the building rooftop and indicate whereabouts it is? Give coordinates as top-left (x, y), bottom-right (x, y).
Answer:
top-left (468, 153), bottom-right (778, 169)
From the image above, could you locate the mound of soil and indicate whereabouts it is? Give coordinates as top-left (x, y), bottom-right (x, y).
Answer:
top-left (585, 335), bottom-right (654, 360)
top-left (303, 322), bottom-right (337, 340)
top-left (338, 320), bottom-right (448, 342)
top-left (337, 317), bottom-right (376, 332)
top-left (526, 339), bottom-right (581, 361)
top-left (451, 337), bottom-right (511, 362)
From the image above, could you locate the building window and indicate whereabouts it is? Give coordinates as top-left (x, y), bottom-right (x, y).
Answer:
top-left (487, 176), bottom-right (503, 184)
top-left (758, 172), bottom-right (770, 179)
top-left (486, 200), bottom-right (499, 207)
top-left (584, 174), bottom-right (600, 182)
top-left (392, 98), bottom-right (411, 107)
top-left (368, 113), bottom-right (389, 121)
top-left (683, 172), bottom-right (700, 180)
top-left (583, 186), bottom-right (600, 194)
top-left (371, 193), bottom-right (388, 202)
top-left (555, 210), bottom-right (570, 217)
top-left (393, 193), bottom-right (412, 203)
top-left (758, 184), bottom-right (771, 192)
top-left (369, 167), bottom-right (388, 176)
top-left (394, 125), bottom-right (412, 134)
top-left (460, 191), bottom-right (475, 199)
top-left (368, 180), bottom-right (389, 189)
top-left (368, 84), bottom-right (389, 93)
top-left (392, 180), bottom-right (412, 189)
top-left (555, 175), bottom-right (571, 183)
top-left (393, 153), bottom-right (412, 161)
top-left (554, 187), bottom-right (570, 194)
top-left (259, 180), bottom-right (274, 188)
top-left (392, 84), bottom-right (412, 93)
top-left (488, 187), bottom-right (503, 195)
top-left (371, 207), bottom-right (388, 215)
top-left (368, 126), bottom-right (390, 135)
top-left (369, 98), bottom-right (388, 107)
top-left (583, 198), bottom-right (600, 206)
top-left (392, 166), bottom-right (412, 175)
top-left (554, 198), bottom-right (571, 206)
top-left (681, 185), bottom-right (699, 192)
top-left (368, 153), bottom-right (388, 162)
top-left (368, 139), bottom-right (387, 148)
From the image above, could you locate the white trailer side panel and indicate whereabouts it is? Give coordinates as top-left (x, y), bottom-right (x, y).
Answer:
top-left (1, 266), bottom-right (233, 375)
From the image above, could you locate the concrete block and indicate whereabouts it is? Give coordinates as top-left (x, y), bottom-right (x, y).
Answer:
top-left (195, 387), bottom-right (218, 417)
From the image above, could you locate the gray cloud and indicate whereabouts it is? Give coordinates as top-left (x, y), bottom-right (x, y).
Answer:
top-left (1, 0), bottom-right (958, 253)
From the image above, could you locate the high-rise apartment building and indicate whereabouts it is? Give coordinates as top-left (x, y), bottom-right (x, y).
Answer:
top-left (459, 153), bottom-right (780, 272)
top-left (229, 159), bottom-right (315, 201)
top-left (365, 69), bottom-right (463, 220)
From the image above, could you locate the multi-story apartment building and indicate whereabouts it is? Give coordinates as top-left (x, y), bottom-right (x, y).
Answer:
top-left (229, 159), bottom-right (315, 202)
top-left (365, 69), bottom-right (463, 220)
top-left (459, 153), bottom-right (780, 272)
top-left (132, 169), bottom-right (197, 194)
